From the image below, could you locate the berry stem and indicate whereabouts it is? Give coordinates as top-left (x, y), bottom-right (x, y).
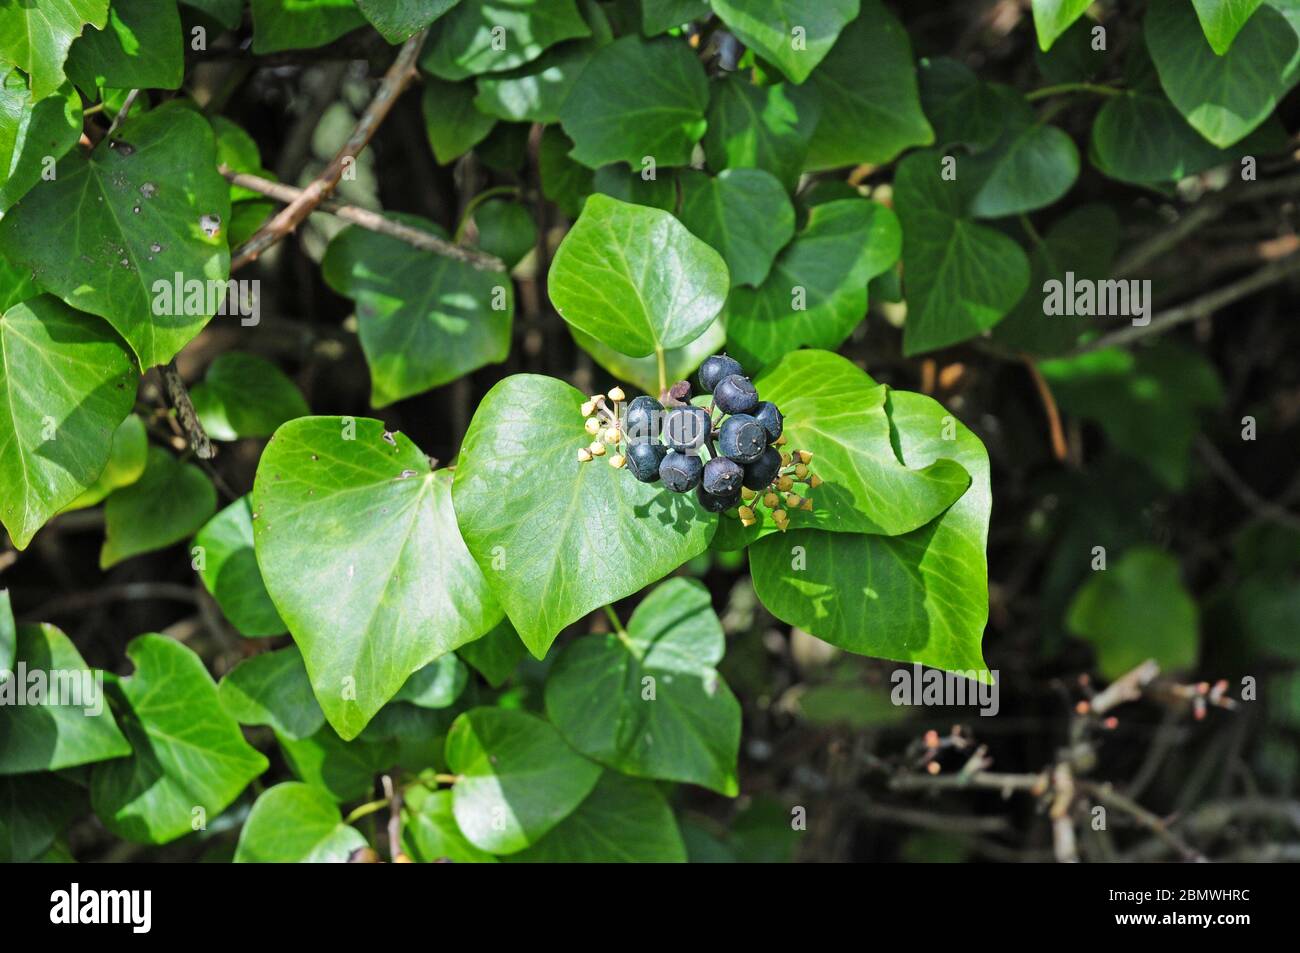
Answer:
top-left (655, 345), bottom-right (667, 397)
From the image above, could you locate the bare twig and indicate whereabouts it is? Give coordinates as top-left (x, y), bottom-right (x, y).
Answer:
top-left (230, 30), bottom-right (427, 271)
top-left (1089, 660), bottom-right (1160, 715)
top-left (1196, 435), bottom-right (1300, 533)
top-left (220, 168), bottom-right (505, 271)
top-left (103, 88), bottom-right (141, 140)
top-left (1080, 781), bottom-right (1207, 862)
top-left (160, 361), bottom-right (215, 459)
top-left (1024, 358), bottom-right (1068, 461)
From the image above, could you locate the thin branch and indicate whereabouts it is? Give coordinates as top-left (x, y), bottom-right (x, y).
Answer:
top-left (1196, 435), bottom-right (1300, 533)
top-left (1024, 358), bottom-right (1068, 462)
top-left (1079, 781), bottom-right (1207, 862)
top-left (1074, 253), bottom-right (1300, 354)
top-left (221, 167), bottom-right (505, 271)
top-left (160, 361), bottom-right (215, 460)
top-left (230, 30), bottom-right (428, 272)
top-left (1025, 81), bottom-right (1122, 102)
top-left (103, 88), bottom-right (141, 140)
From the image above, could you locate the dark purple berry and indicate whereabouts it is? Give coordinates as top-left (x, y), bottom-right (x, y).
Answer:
top-left (624, 396), bottom-right (663, 445)
top-left (626, 442), bottom-right (667, 482)
top-left (696, 483), bottom-right (740, 513)
top-left (713, 374), bottom-right (759, 415)
top-left (699, 354), bottom-right (744, 393)
top-left (718, 413), bottom-right (766, 464)
top-left (753, 401), bottom-right (783, 443)
top-left (742, 446), bottom-right (782, 490)
top-left (664, 406), bottom-right (711, 452)
top-left (660, 450), bottom-right (703, 492)
top-left (702, 456), bottom-right (743, 496)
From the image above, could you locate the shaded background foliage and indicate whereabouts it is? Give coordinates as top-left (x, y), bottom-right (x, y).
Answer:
top-left (2, 0), bottom-right (1299, 862)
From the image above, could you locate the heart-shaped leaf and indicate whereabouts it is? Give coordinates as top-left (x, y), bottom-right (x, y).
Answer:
top-left (0, 774), bottom-right (83, 862)
top-left (234, 782), bottom-right (367, 862)
top-left (250, 0), bottom-right (366, 54)
top-left (322, 216), bottom-right (513, 407)
top-left (457, 618), bottom-right (528, 687)
top-left (715, 350), bottom-right (970, 546)
top-left (677, 168), bottom-right (795, 288)
top-left (557, 35), bottom-right (709, 169)
top-left (545, 578), bottom-right (741, 795)
top-left (750, 389), bottom-right (991, 676)
top-left (191, 353), bottom-right (310, 441)
top-left (723, 198), bottom-right (900, 370)
top-left (0, 102), bottom-right (232, 369)
top-left (452, 374), bottom-right (717, 657)
top-left (101, 447), bottom-right (216, 569)
top-left (710, 0), bottom-right (859, 84)
top-left (91, 634), bottom-right (268, 844)
top-left (963, 111), bottom-right (1080, 219)
top-left (504, 771), bottom-right (686, 862)
top-left (403, 787), bottom-right (498, 862)
top-left (1067, 547), bottom-right (1199, 679)
top-left (0, 0), bottom-right (108, 100)
top-left (446, 707), bottom-right (602, 854)
top-left (1030, 0), bottom-right (1093, 51)
top-left (65, 0), bottom-right (183, 93)
top-left (395, 654), bottom-right (468, 709)
top-left (0, 295), bottom-right (136, 550)
top-left (252, 416), bottom-right (503, 740)
top-left (804, 4), bottom-right (933, 170)
top-left (218, 645), bottom-right (324, 740)
top-left (421, 77), bottom-right (497, 164)
top-left (421, 0), bottom-right (591, 80)
top-left (60, 414), bottom-right (148, 513)
top-left (918, 58), bottom-right (1008, 154)
top-left (1147, 0), bottom-right (1300, 148)
top-left (0, 623), bottom-right (130, 774)
top-left (1192, 0), bottom-right (1265, 54)
top-left (894, 150), bottom-right (1030, 355)
top-left (194, 497), bottom-right (286, 637)
top-left (702, 76), bottom-right (821, 191)
top-left (548, 194), bottom-right (729, 357)
top-left (0, 71), bottom-right (81, 211)
top-left (277, 723), bottom-right (397, 802)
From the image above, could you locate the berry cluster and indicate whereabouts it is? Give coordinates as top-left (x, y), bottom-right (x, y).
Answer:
top-left (576, 355), bottom-right (818, 531)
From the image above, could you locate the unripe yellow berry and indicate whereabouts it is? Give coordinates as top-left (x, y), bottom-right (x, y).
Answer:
top-left (785, 493), bottom-right (802, 508)
top-left (608, 386), bottom-right (626, 402)
top-left (603, 426), bottom-right (621, 444)
top-left (738, 505), bottom-right (755, 520)
top-left (794, 463), bottom-right (808, 479)
top-left (577, 448), bottom-right (593, 462)
top-left (801, 498), bottom-right (813, 511)
top-left (585, 417), bottom-right (601, 435)
top-left (809, 474), bottom-right (823, 488)
top-left (609, 453), bottom-right (626, 468)
top-left (741, 487), bottom-right (756, 500)
top-left (777, 475), bottom-right (794, 492)
top-left (581, 399), bottom-right (597, 417)
top-left (798, 450), bottom-right (814, 464)
top-left (589, 441), bottom-right (606, 456)
top-left (763, 492), bottom-right (780, 508)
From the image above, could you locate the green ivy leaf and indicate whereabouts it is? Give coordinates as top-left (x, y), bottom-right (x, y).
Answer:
top-left (195, 497), bottom-right (287, 637)
top-left (804, 4), bottom-right (933, 170)
top-left (894, 150), bottom-right (1030, 355)
top-left (471, 199), bottom-right (537, 269)
top-left (538, 126), bottom-right (592, 217)
top-left (505, 771), bottom-right (686, 862)
top-left (91, 634), bottom-right (268, 844)
top-left (918, 58), bottom-right (1007, 154)
top-left (0, 0), bottom-right (108, 100)
top-left (234, 782), bottom-right (367, 862)
top-left (403, 787), bottom-right (498, 862)
top-left (548, 194), bottom-right (728, 357)
top-left (421, 77), bottom-right (497, 164)
top-left (750, 389), bottom-right (991, 676)
top-left (65, 0), bottom-right (183, 93)
top-left (0, 71), bottom-right (81, 211)
top-left (395, 654), bottom-right (468, 709)
top-left (723, 198), bottom-right (900, 369)
top-left (1146, 0), bottom-right (1300, 148)
top-left (422, 0), bottom-right (591, 80)
top-left (963, 108), bottom-right (1080, 219)
top-left (591, 163), bottom-right (677, 210)
top-left (278, 723), bottom-right (396, 802)
top-left (457, 618), bottom-right (527, 687)
top-left (0, 102), bottom-right (231, 369)
top-left (558, 35), bottom-right (709, 169)
top-left (570, 318), bottom-right (725, 397)
top-left (191, 353), bottom-right (310, 441)
top-left (1038, 342), bottom-right (1224, 489)
top-left (711, 0), bottom-right (859, 83)
top-left (702, 77), bottom-right (821, 192)
top-left (0, 623), bottom-right (130, 774)
top-left (0, 774), bottom-right (83, 862)
top-left (322, 216), bottom-right (513, 407)
top-left (452, 374), bottom-right (716, 657)
top-left (1192, 0), bottom-right (1265, 54)
top-left (60, 415), bottom-right (148, 513)
top-left (545, 578), bottom-right (741, 795)
top-left (717, 351), bottom-right (970, 544)
top-left (642, 0), bottom-right (710, 35)
top-left (1067, 547), bottom-right (1199, 679)
top-left (101, 447), bottom-right (216, 569)
top-left (446, 707), bottom-right (602, 854)
top-left (0, 296), bottom-right (136, 550)
top-left (989, 204), bottom-right (1120, 357)
top-left (219, 646), bottom-right (324, 740)
top-left (678, 169), bottom-right (794, 289)
top-left (181, 0), bottom-right (243, 30)
top-left (0, 589), bottom-right (11, 673)
top-left (252, 417), bottom-right (503, 740)
top-left (250, 0), bottom-right (366, 54)
top-left (472, 4), bottom-right (611, 124)
top-left (357, 0), bottom-right (459, 44)
top-left (1030, 0), bottom-right (1093, 51)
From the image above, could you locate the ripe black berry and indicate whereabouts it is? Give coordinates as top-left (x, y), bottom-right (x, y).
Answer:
top-left (664, 406), bottom-right (711, 451)
top-left (699, 354), bottom-right (743, 393)
top-left (742, 446), bottom-right (782, 490)
top-left (719, 413), bottom-right (766, 464)
top-left (702, 456), bottom-right (743, 495)
top-left (713, 374), bottom-right (759, 415)
top-left (696, 483), bottom-right (740, 512)
top-left (624, 395), bottom-right (663, 445)
top-left (626, 442), bottom-right (667, 482)
top-left (660, 450), bottom-right (703, 492)
top-left (753, 401), bottom-right (783, 443)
